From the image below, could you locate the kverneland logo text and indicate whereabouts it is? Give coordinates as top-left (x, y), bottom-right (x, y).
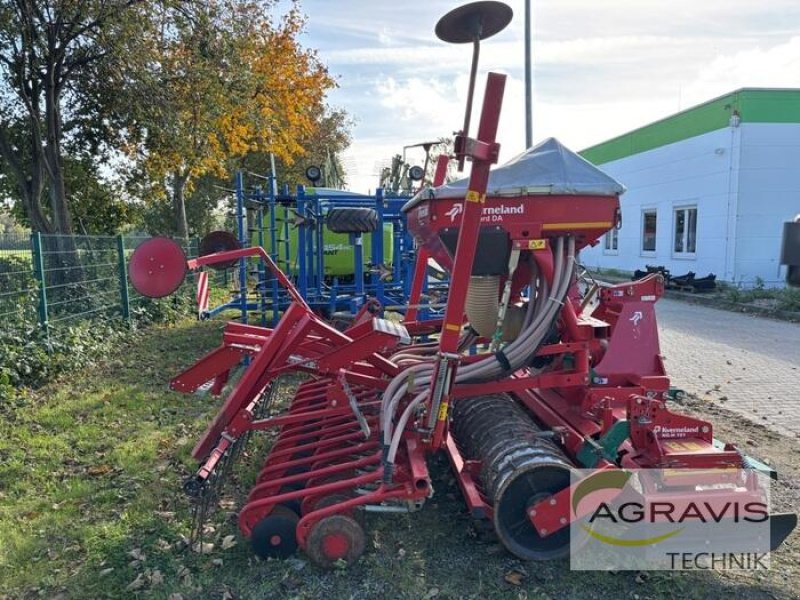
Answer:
top-left (482, 204), bottom-right (524, 216)
top-left (445, 203), bottom-right (526, 222)
top-left (653, 425), bottom-right (700, 436)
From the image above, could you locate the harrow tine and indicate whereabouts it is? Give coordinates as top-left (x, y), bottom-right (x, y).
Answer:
top-left (188, 478), bottom-right (214, 550)
top-left (188, 378), bottom-right (292, 549)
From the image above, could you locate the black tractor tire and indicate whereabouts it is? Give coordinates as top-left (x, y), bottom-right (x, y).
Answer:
top-left (326, 208), bottom-right (379, 234)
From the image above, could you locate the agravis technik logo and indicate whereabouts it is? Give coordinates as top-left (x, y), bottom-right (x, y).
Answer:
top-left (569, 468), bottom-right (773, 571)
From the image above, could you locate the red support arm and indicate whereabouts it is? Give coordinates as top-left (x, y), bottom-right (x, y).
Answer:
top-left (187, 246), bottom-right (310, 311)
top-left (428, 72), bottom-right (506, 452)
top-left (437, 72), bottom-right (505, 353)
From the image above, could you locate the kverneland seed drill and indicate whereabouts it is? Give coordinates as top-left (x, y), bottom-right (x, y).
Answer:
top-left (129, 1), bottom-right (796, 568)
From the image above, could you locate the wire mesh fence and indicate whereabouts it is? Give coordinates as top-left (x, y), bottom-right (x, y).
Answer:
top-left (0, 232), bottom-right (38, 323)
top-left (0, 232), bottom-right (199, 332)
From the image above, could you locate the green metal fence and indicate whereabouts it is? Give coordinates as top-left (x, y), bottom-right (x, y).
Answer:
top-left (0, 232), bottom-right (199, 332)
top-left (0, 232), bottom-right (37, 324)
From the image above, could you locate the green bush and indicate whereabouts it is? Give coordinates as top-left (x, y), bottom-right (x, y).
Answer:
top-left (0, 313), bottom-right (122, 403)
top-left (720, 283), bottom-right (800, 313)
top-left (0, 254), bottom-right (34, 286)
top-left (131, 287), bottom-right (196, 326)
top-left (0, 288), bottom-right (195, 404)
top-left (0, 254), bottom-right (36, 318)
top-left (776, 288), bottom-right (800, 312)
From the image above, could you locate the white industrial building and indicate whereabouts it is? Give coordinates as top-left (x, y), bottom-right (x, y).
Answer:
top-left (579, 88), bottom-right (800, 287)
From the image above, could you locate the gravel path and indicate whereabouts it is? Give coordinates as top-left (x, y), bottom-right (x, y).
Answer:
top-left (656, 298), bottom-right (800, 437)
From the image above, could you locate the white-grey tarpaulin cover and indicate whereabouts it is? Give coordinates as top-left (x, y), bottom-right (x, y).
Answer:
top-left (429, 137), bottom-right (625, 199)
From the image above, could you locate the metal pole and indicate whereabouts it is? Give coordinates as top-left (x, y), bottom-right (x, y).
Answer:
top-left (315, 197), bottom-right (324, 294)
top-left (297, 185), bottom-right (308, 299)
top-left (269, 153), bottom-right (278, 195)
top-left (236, 171), bottom-right (248, 325)
top-left (353, 233), bottom-right (364, 308)
top-left (373, 188), bottom-right (385, 302)
top-left (116, 234), bottom-right (131, 324)
top-left (256, 198), bottom-right (267, 326)
top-left (32, 231), bottom-right (49, 334)
top-left (457, 35), bottom-right (481, 172)
top-left (269, 178), bottom-right (280, 326)
top-left (525, 0), bottom-right (533, 149)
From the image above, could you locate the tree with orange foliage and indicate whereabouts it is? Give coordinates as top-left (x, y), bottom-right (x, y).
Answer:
top-left (123, 0), bottom-right (335, 237)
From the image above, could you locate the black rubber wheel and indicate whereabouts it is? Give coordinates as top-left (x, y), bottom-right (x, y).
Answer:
top-left (305, 514), bottom-right (366, 568)
top-left (326, 208), bottom-right (378, 234)
top-left (493, 464), bottom-right (572, 561)
top-left (250, 506), bottom-right (300, 559)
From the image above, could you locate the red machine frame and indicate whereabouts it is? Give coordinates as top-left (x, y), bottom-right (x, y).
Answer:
top-left (155, 67), bottom-right (793, 567)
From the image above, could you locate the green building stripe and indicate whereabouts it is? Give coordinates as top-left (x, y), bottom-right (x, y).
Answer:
top-left (580, 89), bottom-right (800, 165)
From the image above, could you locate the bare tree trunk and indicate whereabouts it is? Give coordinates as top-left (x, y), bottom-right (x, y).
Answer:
top-left (47, 165), bottom-right (73, 234)
top-left (44, 69), bottom-right (74, 235)
top-left (0, 123), bottom-right (53, 233)
top-left (173, 172), bottom-right (190, 239)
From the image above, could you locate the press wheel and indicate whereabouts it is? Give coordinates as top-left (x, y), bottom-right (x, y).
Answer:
top-left (493, 464), bottom-right (572, 560)
top-left (250, 505), bottom-right (300, 559)
top-left (305, 514), bottom-right (366, 568)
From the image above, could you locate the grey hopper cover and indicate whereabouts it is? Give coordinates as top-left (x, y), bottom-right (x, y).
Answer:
top-left (422, 137), bottom-right (625, 201)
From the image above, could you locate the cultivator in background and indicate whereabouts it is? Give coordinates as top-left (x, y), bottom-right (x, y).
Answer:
top-left (194, 167), bottom-right (443, 328)
top-left (129, 1), bottom-right (795, 569)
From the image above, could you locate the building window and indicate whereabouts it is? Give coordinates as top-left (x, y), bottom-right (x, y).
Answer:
top-left (673, 206), bottom-right (697, 255)
top-left (604, 228), bottom-right (618, 253)
top-left (642, 210), bottom-right (657, 252)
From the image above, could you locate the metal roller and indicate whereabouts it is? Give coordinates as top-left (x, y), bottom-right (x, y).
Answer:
top-left (452, 394), bottom-right (575, 560)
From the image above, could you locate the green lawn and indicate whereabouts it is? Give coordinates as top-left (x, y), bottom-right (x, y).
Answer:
top-left (0, 319), bottom-right (796, 599)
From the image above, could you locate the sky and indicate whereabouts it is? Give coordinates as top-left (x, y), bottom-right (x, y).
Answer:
top-left (281, 0), bottom-right (800, 194)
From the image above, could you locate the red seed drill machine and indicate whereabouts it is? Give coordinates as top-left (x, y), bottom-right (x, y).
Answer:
top-left (129, 1), bottom-right (795, 568)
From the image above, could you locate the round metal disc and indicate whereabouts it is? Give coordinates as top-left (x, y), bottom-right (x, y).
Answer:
top-left (250, 506), bottom-right (300, 559)
top-left (305, 514), bottom-right (366, 569)
top-left (199, 230), bottom-right (241, 270)
top-left (435, 1), bottom-right (513, 44)
top-left (128, 237), bottom-right (187, 298)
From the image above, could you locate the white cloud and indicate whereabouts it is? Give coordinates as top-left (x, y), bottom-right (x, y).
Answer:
top-left (300, 1), bottom-right (800, 194)
top-left (683, 36), bottom-right (800, 105)
top-left (379, 76), bottom-right (460, 123)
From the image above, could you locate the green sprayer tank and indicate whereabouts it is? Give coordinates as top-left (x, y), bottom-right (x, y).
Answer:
top-left (252, 188), bottom-right (394, 278)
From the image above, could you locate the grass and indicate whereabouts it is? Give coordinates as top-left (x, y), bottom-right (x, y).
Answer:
top-left (0, 250), bottom-right (32, 259)
top-left (0, 319), bottom-right (220, 599)
top-left (0, 319), bottom-right (797, 599)
top-left (718, 282), bottom-right (800, 312)
top-left (587, 267), bottom-right (632, 281)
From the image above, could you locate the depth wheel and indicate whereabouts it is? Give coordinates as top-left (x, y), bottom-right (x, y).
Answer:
top-left (305, 514), bottom-right (366, 568)
top-left (250, 506), bottom-right (300, 559)
top-left (493, 464), bottom-right (572, 561)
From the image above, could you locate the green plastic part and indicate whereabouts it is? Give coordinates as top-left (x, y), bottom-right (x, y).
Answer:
top-left (577, 420), bottom-right (630, 468)
top-left (665, 387), bottom-right (687, 402)
top-left (251, 223), bottom-right (393, 277)
top-left (712, 438), bottom-right (777, 480)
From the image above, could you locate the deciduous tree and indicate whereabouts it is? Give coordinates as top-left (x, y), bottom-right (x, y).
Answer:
top-left (243, 107), bottom-right (353, 189)
top-left (0, 0), bottom-right (144, 233)
top-left (126, 0), bottom-right (336, 237)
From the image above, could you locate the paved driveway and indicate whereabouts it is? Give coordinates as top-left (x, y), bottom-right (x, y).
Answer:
top-left (656, 299), bottom-right (800, 437)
